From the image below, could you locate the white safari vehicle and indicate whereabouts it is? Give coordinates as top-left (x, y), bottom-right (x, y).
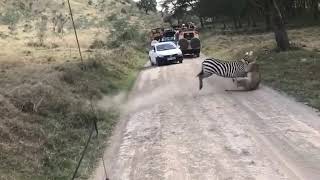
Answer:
top-left (149, 41), bottom-right (183, 66)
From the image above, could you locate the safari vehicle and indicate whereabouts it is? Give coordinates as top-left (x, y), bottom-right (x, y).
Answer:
top-left (178, 28), bottom-right (201, 57)
top-left (160, 29), bottom-right (176, 44)
top-left (150, 28), bottom-right (164, 41)
top-left (149, 42), bottom-right (183, 66)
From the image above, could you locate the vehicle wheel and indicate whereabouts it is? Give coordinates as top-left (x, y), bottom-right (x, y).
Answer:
top-left (179, 59), bottom-right (183, 63)
top-left (196, 53), bottom-right (200, 57)
top-left (156, 59), bottom-right (161, 66)
top-left (149, 57), bottom-right (154, 66)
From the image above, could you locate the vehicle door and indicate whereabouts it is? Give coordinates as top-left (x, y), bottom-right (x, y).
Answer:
top-left (149, 45), bottom-right (157, 64)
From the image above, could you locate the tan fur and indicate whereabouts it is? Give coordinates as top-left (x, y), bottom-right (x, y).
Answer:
top-left (236, 62), bottom-right (261, 91)
top-left (232, 51), bottom-right (257, 83)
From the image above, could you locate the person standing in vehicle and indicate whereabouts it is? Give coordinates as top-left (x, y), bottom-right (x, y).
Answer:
top-left (175, 30), bottom-right (180, 44)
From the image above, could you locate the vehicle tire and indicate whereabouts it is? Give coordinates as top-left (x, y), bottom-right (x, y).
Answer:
top-left (156, 59), bottom-right (161, 66)
top-left (190, 38), bottom-right (201, 50)
top-left (149, 57), bottom-right (154, 66)
top-left (179, 59), bottom-right (183, 63)
top-left (195, 53), bottom-right (200, 57)
top-left (178, 38), bottom-right (189, 50)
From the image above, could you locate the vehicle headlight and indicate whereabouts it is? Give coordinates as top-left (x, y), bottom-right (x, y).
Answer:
top-left (158, 55), bottom-right (164, 58)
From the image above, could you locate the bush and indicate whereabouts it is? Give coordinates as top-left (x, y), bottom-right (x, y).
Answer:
top-left (0, 9), bottom-right (20, 25)
top-left (107, 14), bottom-right (117, 22)
top-left (36, 15), bottom-right (48, 45)
top-left (75, 16), bottom-right (95, 29)
top-left (89, 40), bottom-right (105, 49)
top-left (106, 18), bottom-right (147, 49)
top-left (121, 8), bottom-right (127, 14)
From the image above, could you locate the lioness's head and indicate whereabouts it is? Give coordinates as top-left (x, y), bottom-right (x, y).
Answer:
top-left (242, 51), bottom-right (257, 63)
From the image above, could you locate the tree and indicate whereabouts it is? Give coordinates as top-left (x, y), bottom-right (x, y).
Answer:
top-left (199, 0), bottom-right (291, 51)
top-left (247, 0), bottom-right (290, 51)
top-left (161, 0), bottom-right (202, 26)
top-left (270, 0), bottom-right (290, 51)
top-left (137, 0), bottom-right (157, 14)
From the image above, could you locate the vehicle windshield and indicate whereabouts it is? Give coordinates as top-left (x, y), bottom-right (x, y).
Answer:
top-left (162, 37), bottom-right (175, 42)
top-left (183, 32), bottom-right (194, 40)
top-left (156, 43), bottom-right (176, 51)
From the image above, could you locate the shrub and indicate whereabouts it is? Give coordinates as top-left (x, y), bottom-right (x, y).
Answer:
top-left (107, 14), bottom-right (117, 22)
top-left (89, 40), bottom-right (105, 49)
top-left (121, 8), bottom-right (127, 14)
top-left (75, 16), bottom-right (95, 29)
top-left (106, 18), bottom-right (147, 49)
top-left (36, 15), bottom-right (48, 45)
top-left (0, 9), bottom-right (20, 25)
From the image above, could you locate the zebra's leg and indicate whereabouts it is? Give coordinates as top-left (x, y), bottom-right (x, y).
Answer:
top-left (197, 70), bottom-right (204, 90)
top-left (199, 76), bottom-right (203, 90)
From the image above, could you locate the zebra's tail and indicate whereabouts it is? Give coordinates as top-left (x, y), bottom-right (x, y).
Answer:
top-left (197, 70), bottom-right (204, 90)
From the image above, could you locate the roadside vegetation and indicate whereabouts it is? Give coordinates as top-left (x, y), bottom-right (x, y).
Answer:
top-left (0, 0), bottom-right (163, 179)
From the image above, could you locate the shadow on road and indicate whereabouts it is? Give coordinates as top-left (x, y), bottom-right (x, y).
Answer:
top-left (140, 62), bottom-right (183, 71)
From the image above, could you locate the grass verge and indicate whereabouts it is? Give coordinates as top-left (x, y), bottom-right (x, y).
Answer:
top-left (0, 48), bottom-right (147, 180)
top-left (201, 27), bottom-right (320, 109)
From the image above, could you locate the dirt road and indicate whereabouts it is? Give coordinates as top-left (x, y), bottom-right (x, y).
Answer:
top-left (92, 56), bottom-right (320, 180)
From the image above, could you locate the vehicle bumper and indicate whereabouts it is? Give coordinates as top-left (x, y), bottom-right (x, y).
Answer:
top-left (156, 55), bottom-right (183, 64)
top-left (181, 49), bottom-right (200, 55)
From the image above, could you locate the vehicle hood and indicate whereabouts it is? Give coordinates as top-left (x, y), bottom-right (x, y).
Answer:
top-left (157, 49), bottom-right (182, 56)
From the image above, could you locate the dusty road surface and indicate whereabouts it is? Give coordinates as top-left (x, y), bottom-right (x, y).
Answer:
top-left (92, 55), bottom-right (320, 180)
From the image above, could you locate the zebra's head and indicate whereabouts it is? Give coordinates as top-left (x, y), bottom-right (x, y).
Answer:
top-left (241, 51), bottom-right (256, 64)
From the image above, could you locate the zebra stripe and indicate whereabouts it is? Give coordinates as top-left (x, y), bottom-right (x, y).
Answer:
top-left (201, 58), bottom-right (248, 78)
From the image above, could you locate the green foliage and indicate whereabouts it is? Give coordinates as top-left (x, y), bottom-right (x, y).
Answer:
top-left (0, 8), bottom-right (21, 25)
top-left (136, 0), bottom-right (157, 14)
top-left (75, 15), bottom-right (96, 29)
top-left (200, 0), bottom-right (247, 18)
top-left (259, 49), bottom-right (320, 109)
top-left (161, 0), bottom-right (200, 24)
top-left (107, 17), bottom-right (147, 49)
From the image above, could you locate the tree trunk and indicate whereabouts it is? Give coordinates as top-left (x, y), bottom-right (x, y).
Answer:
top-left (238, 17), bottom-right (242, 28)
top-left (199, 16), bottom-right (204, 28)
top-left (313, 0), bottom-right (319, 20)
top-left (252, 17), bottom-right (257, 27)
top-left (271, 0), bottom-right (290, 51)
top-left (265, 0), bottom-right (272, 30)
top-left (233, 16), bottom-right (238, 29)
top-left (247, 16), bottom-right (251, 27)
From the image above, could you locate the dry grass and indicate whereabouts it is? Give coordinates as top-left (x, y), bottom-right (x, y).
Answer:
top-left (202, 26), bottom-right (320, 109)
top-left (0, 0), bottom-right (162, 179)
top-left (0, 48), bottom-right (147, 180)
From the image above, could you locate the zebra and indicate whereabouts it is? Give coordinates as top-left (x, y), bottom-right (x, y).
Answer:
top-left (197, 51), bottom-right (255, 90)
